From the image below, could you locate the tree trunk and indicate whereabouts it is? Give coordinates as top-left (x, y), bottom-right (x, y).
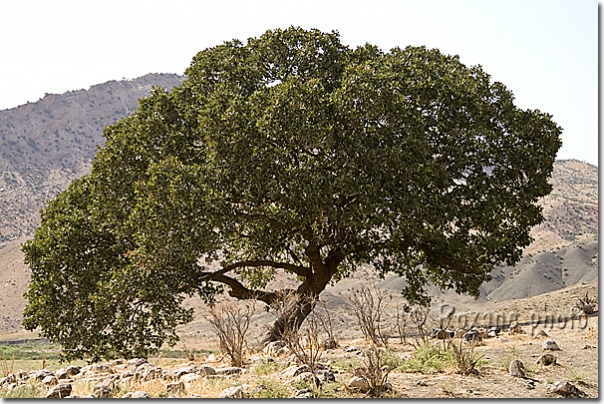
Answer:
top-left (262, 262), bottom-right (339, 343)
top-left (263, 294), bottom-right (317, 343)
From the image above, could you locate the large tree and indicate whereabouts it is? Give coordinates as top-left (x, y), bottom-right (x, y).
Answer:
top-left (23, 27), bottom-right (561, 361)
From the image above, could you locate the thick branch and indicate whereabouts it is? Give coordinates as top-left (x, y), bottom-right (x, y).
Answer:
top-left (200, 272), bottom-right (290, 305)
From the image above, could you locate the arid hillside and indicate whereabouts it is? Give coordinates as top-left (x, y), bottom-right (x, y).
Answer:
top-left (0, 73), bottom-right (183, 242)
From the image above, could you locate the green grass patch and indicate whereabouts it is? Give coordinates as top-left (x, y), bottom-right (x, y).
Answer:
top-left (253, 359), bottom-right (284, 375)
top-left (398, 342), bottom-right (455, 374)
top-left (250, 380), bottom-right (291, 398)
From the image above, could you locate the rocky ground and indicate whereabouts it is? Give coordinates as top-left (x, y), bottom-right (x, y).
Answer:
top-left (0, 302), bottom-right (598, 398)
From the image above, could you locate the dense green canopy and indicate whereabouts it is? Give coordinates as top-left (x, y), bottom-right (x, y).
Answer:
top-left (23, 27), bottom-right (561, 361)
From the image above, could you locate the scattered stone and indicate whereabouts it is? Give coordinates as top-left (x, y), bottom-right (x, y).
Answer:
top-left (463, 330), bottom-right (482, 342)
top-left (499, 338), bottom-right (508, 343)
top-left (416, 380), bottom-right (428, 387)
top-left (542, 339), bottom-right (561, 351)
top-left (126, 358), bottom-right (148, 368)
top-left (429, 327), bottom-right (442, 339)
top-left (295, 372), bottom-right (321, 386)
top-left (345, 345), bottom-right (359, 352)
top-left (551, 381), bottom-right (585, 397)
top-left (582, 344), bottom-right (596, 349)
top-left (42, 375), bottom-right (58, 386)
top-left (250, 384), bottom-right (268, 395)
top-left (91, 362), bottom-right (113, 374)
top-left (487, 331), bottom-right (498, 338)
top-left (215, 367), bottom-right (242, 375)
top-left (218, 385), bottom-right (245, 398)
top-left (487, 326), bottom-right (501, 335)
top-left (509, 359), bottom-right (526, 378)
top-left (180, 373), bottom-right (201, 384)
top-left (348, 376), bottom-right (370, 392)
top-left (110, 359), bottom-right (123, 366)
top-left (172, 365), bottom-right (197, 379)
top-left (535, 353), bottom-right (557, 366)
top-left (526, 380), bottom-right (535, 390)
top-left (317, 370), bottom-right (336, 383)
top-left (197, 366), bottom-right (217, 375)
top-left (92, 384), bottom-right (112, 398)
top-left (33, 369), bottom-right (54, 382)
top-left (166, 381), bottom-right (185, 395)
top-left (321, 339), bottom-right (338, 350)
top-left (294, 387), bottom-right (313, 398)
top-left (0, 374), bottom-right (16, 386)
top-left (281, 364), bottom-right (311, 378)
top-left (135, 363), bottom-right (163, 381)
top-left (263, 340), bottom-right (287, 356)
top-left (46, 383), bottom-right (72, 398)
top-left (534, 329), bottom-right (549, 338)
top-left (129, 391), bottom-right (152, 398)
top-left (508, 321), bottom-right (521, 334)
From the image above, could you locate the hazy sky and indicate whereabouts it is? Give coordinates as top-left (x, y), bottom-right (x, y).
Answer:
top-left (0, 0), bottom-right (598, 164)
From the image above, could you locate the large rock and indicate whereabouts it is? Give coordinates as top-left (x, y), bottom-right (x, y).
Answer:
top-left (535, 353), bottom-right (557, 366)
top-left (172, 365), bottom-right (198, 379)
top-left (122, 391), bottom-right (151, 398)
top-left (46, 383), bottom-right (72, 398)
top-left (281, 364), bottom-right (311, 378)
top-left (463, 330), bottom-right (482, 342)
top-left (263, 340), bottom-right (287, 356)
top-left (218, 386), bottom-right (245, 398)
top-left (91, 362), bottom-right (113, 374)
top-left (92, 384), bottom-right (112, 398)
top-left (55, 366), bottom-right (80, 380)
top-left (33, 369), bottom-right (54, 382)
top-left (215, 367), bottom-right (242, 375)
top-left (542, 339), bottom-right (561, 351)
top-left (181, 373), bottom-right (201, 384)
top-left (551, 382), bottom-right (585, 397)
top-left (126, 358), bottom-right (148, 368)
top-left (0, 374), bottom-right (16, 386)
top-left (508, 322), bottom-right (522, 334)
top-left (348, 376), bottom-right (370, 392)
top-left (41, 375), bottom-right (58, 386)
top-left (167, 381), bottom-right (186, 395)
top-left (294, 372), bottom-right (321, 386)
top-left (509, 359), bottom-right (526, 378)
top-left (197, 366), bottom-right (216, 376)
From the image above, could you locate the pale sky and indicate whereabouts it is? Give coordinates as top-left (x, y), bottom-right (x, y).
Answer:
top-left (0, 0), bottom-right (598, 165)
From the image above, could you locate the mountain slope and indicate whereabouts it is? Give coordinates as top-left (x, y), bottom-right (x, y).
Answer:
top-left (0, 73), bottom-right (183, 242)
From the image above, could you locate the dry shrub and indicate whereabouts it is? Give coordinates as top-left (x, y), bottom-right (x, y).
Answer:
top-left (403, 303), bottom-right (431, 348)
top-left (393, 303), bottom-right (409, 345)
top-left (347, 284), bottom-right (391, 346)
top-left (283, 311), bottom-right (323, 376)
top-left (356, 345), bottom-right (401, 397)
top-left (205, 300), bottom-right (255, 367)
top-left (448, 339), bottom-right (484, 375)
top-left (1, 352), bottom-right (15, 377)
top-left (575, 291), bottom-right (597, 315)
top-left (316, 299), bottom-right (338, 349)
top-left (276, 292), bottom-right (323, 376)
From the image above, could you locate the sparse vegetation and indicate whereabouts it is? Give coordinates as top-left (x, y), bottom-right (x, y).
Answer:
top-left (347, 285), bottom-right (391, 346)
top-left (356, 346), bottom-right (403, 397)
top-left (204, 301), bottom-right (255, 367)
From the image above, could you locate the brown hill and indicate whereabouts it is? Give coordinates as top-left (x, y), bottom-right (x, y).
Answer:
top-left (0, 73), bottom-right (183, 242)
